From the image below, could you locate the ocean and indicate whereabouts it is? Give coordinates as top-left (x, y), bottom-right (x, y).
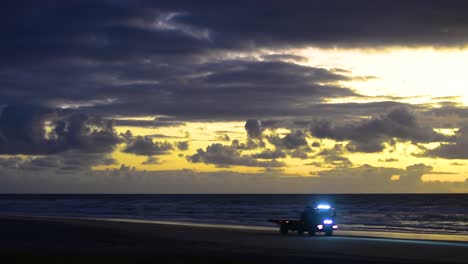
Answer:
top-left (0, 194), bottom-right (466, 235)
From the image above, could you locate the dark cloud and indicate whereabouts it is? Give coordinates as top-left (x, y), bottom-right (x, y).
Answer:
top-left (52, 113), bottom-right (121, 154)
top-left (119, 164), bottom-right (136, 172)
top-left (267, 130), bottom-right (310, 150)
top-left (4, 0), bottom-right (468, 70)
top-left (399, 163), bottom-right (433, 187)
top-left (241, 101), bottom-right (417, 130)
top-left (289, 149), bottom-right (310, 160)
top-left (0, 150), bottom-right (116, 172)
top-left (176, 141), bottom-right (189, 151)
top-left (125, 60), bottom-right (355, 120)
top-left (266, 130), bottom-right (312, 159)
top-left (1, 57), bottom-right (358, 120)
top-left (231, 139), bottom-right (265, 150)
top-left (310, 108), bottom-right (447, 153)
top-left (316, 144), bottom-right (352, 167)
top-left (199, 60), bottom-right (350, 86)
top-left (123, 136), bottom-right (173, 156)
top-left (0, 104), bottom-right (120, 155)
top-left (120, 130), bottom-right (133, 143)
top-left (176, 0), bottom-right (468, 48)
top-left (1, 1), bottom-right (467, 194)
top-left (251, 149), bottom-right (287, 159)
top-left (422, 126), bottom-right (468, 159)
top-left (306, 161), bottom-right (323, 167)
top-left (187, 143), bottom-right (284, 168)
top-left (141, 156), bottom-right (160, 165)
top-left (2, 0), bottom-right (467, 122)
top-left (0, 159), bottom-right (464, 193)
top-left (422, 106), bottom-right (468, 128)
top-left (21, 156), bottom-right (62, 170)
top-left (0, 104), bottom-right (54, 154)
top-left (245, 120), bottom-right (263, 139)
top-left (281, 130), bottom-right (309, 150)
top-left (311, 141), bottom-right (321, 148)
top-left (3, 0), bottom-right (374, 122)
top-left (1, 1), bottom-right (211, 67)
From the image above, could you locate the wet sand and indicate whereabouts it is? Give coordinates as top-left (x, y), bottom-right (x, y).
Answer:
top-left (0, 215), bottom-right (467, 263)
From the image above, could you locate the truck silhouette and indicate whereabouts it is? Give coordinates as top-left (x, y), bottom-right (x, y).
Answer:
top-left (269, 203), bottom-right (338, 236)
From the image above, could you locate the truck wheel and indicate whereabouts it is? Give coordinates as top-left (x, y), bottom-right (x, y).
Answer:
top-left (280, 223), bottom-right (288, 235)
top-left (325, 229), bottom-right (333, 236)
top-left (297, 228), bottom-right (304, 235)
top-left (308, 230), bottom-right (315, 236)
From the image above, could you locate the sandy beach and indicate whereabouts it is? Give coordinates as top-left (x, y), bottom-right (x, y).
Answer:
top-left (1, 215), bottom-right (467, 264)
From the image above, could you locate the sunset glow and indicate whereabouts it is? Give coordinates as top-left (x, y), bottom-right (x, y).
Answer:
top-left (2, 1), bottom-right (468, 193)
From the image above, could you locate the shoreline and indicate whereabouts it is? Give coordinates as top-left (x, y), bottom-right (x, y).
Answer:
top-left (89, 217), bottom-right (468, 243)
top-left (2, 214), bottom-right (468, 242)
top-left (0, 215), bottom-right (467, 263)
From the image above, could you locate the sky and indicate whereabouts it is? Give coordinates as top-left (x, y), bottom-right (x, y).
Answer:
top-left (2, 0), bottom-right (468, 193)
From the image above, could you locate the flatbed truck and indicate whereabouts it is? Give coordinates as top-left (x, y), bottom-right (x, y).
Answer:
top-left (269, 204), bottom-right (338, 236)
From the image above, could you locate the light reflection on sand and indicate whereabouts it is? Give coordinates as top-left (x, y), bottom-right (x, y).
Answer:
top-left (95, 217), bottom-right (468, 243)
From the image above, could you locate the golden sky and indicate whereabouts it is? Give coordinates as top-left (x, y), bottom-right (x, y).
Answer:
top-left (85, 48), bottom-right (467, 185)
top-left (3, 2), bottom-right (468, 193)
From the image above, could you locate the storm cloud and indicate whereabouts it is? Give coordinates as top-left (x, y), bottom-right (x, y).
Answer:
top-left (3, 0), bottom-right (468, 69)
top-left (1, 57), bottom-right (359, 121)
top-left (1, 1), bottom-right (468, 193)
top-left (310, 108), bottom-right (448, 153)
top-left (4, 0), bottom-right (462, 122)
top-left (0, 104), bottom-right (120, 155)
top-left (3, 1), bottom-right (468, 121)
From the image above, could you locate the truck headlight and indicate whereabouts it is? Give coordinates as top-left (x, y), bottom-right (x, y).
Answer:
top-left (323, 219), bottom-right (333, 224)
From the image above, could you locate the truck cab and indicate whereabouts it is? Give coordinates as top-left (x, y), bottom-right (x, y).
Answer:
top-left (302, 204), bottom-right (337, 236)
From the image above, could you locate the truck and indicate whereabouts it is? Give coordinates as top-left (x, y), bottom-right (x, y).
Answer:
top-left (269, 204), bottom-right (338, 236)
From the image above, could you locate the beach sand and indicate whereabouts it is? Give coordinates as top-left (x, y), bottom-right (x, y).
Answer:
top-left (0, 215), bottom-right (467, 263)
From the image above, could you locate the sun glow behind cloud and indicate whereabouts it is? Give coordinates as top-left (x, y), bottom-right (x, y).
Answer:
top-left (90, 43), bottom-right (468, 182)
top-left (96, 47), bottom-right (468, 181)
top-left (296, 47), bottom-right (468, 105)
top-left (75, 45), bottom-right (468, 185)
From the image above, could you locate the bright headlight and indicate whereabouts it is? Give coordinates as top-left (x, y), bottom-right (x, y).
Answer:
top-left (316, 204), bottom-right (331, 209)
top-left (323, 219), bottom-right (333, 224)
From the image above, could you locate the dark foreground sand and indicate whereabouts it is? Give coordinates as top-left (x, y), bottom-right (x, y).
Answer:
top-left (0, 216), bottom-right (467, 264)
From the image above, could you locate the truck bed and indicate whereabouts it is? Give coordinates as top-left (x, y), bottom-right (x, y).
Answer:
top-left (269, 219), bottom-right (302, 224)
